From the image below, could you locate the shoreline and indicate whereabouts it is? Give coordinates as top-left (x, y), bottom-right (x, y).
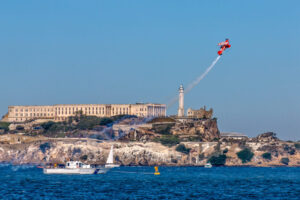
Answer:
top-left (1, 162), bottom-right (299, 168)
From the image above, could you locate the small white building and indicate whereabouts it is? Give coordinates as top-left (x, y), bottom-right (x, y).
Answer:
top-left (220, 132), bottom-right (248, 140)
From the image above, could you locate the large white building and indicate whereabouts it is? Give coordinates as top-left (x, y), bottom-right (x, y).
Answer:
top-left (3, 103), bottom-right (166, 122)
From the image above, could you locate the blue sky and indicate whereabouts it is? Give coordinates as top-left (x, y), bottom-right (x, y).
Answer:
top-left (0, 1), bottom-right (299, 140)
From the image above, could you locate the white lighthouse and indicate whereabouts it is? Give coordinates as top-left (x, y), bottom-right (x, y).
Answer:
top-left (178, 84), bottom-right (184, 117)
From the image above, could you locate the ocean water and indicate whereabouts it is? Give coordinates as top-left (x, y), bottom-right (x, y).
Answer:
top-left (0, 164), bottom-right (299, 199)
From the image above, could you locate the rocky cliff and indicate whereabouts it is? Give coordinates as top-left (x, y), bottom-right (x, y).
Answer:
top-left (118, 118), bottom-right (220, 142)
top-left (0, 134), bottom-right (299, 166)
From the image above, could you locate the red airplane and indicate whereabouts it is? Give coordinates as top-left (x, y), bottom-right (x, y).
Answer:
top-left (217, 39), bottom-right (231, 55)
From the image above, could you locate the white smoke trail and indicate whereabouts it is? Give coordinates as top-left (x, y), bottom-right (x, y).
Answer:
top-left (167, 55), bottom-right (221, 107)
top-left (185, 55), bottom-right (220, 93)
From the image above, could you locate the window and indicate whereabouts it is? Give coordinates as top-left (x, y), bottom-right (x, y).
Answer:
top-left (15, 109), bottom-right (18, 112)
top-left (16, 113), bottom-right (18, 117)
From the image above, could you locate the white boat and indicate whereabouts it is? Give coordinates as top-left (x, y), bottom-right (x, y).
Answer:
top-left (43, 161), bottom-right (108, 174)
top-left (105, 145), bottom-right (120, 168)
top-left (204, 162), bottom-right (212, 168)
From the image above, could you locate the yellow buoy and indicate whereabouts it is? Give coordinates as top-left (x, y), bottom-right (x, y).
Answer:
top-left (154, 166), bottom-right (160, 175)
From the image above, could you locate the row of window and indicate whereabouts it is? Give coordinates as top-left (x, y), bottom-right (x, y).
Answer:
top-left (57, 110), bottom-right (106, 115)
top-left (13, 112), bottom-right (165, 122)
top-left (15, 108), bottom-right (53, 112)
top-left (56, 107), bottom-right (105, 111)
top-left (15, 113), bottom-right (54, 117)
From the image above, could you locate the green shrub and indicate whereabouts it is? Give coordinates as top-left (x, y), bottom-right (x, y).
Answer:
top-left (294, 143), bottom-right (300, 150)
top-left (99, 117), bottom-right (113, 126)
top-left (281, 157), bottom-right (289, 165)
top-left (237, 148), bottom-right (254, 163)
top-left (208, 154), bottom-right (227, 166)
top-left (159, 135), bottom-right (180, 147)
top-left (198, 153), bottom-right (205, 161)
top-left (43, 123), bottom-right (71, 136)
top-left (147, 117), bottom-right (176, 123)
top-left (41, 121), bottom-right (55, 130)
top-left (262, 152), bottom-right (272, 160)
top-left (187, 136), bottom-right (203, 142)
top-left (80, 155), bottom-right (88, 161)
top-left (76, 116), bottom-right (101, 130)
top-left (289, 149), bottom-right (295, 155)
top-left (76, 116), bottom-right (113, 130)
top-left (152, 123), bottom-right (175, 135)
top-left (111, 115), bottom-right (137, 121)
top-left (175, 144), bottom-right (191, 154)
top-left (0, 122), bottom-right (10, 131)
top-left (223, 148), bottom-right (229, 154)
top-left (40, 142), bottom-right (51, 153)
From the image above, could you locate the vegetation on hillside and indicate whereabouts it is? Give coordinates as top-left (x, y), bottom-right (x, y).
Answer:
top-left (294, 143), bottom-right (300, 150)
top-left (175, 144), bottom-right (191, 154)
top-left (147, 117), bottom-right (176, 124)
top-left (280, 157), bottom-right (289, 165)
top-left (237, 148), bottom-right (254, 163)
top-left (261, 152), bottom-right (272, 160)
top-left (80, 155), bottom-right (88, 161)
top-left (0, 122), bottom-right (10, 132)
top-left (152, 123), bottom-right (175, 135)
top-left (157, 135), bottom-right (180, 147)
top-left (208, 154), bottom-right (227, 166)
top-left (39, 142), bottom-right (51, 153)
top-left (30, 114), bottom-right (137, 138)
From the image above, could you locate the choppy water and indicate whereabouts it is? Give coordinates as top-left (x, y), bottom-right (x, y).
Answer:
top-left (0, 164), bottom-right (299, 199)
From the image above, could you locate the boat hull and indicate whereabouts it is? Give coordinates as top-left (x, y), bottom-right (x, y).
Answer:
top-left (43, 168), bottom-right (106, 174)
top-left (105, 164), bottom-right (120, 168)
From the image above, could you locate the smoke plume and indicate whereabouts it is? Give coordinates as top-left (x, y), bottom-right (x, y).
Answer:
top-left (167, 55), bottom-right (221, 107)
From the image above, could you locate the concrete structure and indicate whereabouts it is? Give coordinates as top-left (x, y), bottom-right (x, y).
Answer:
top-left (3, 103), bottom-right (166, 122)
top-left (187, 106), bottom-right (213, 119)
top-left (177, 84), bottom-right (184, 117)
top-left (220, 132), bottom-right (248, 140)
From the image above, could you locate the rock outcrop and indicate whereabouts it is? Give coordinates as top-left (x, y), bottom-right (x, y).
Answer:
top-left (170, 119), bottom-right (220, 141)
top-left (0, 134), bottom-right (299, 166)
